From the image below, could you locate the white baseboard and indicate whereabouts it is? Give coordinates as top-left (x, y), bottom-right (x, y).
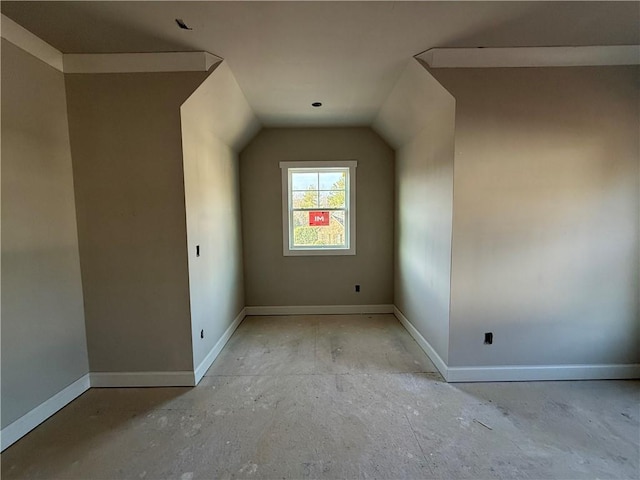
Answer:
top-left (392, 306), bottom-right (640, 382)
top-left (89, 371), bottom-right (195, 388)
top-left (193, 308), bottom-right (246, 384)
top-left (1, 373), bottom-right (90, 451)
top-left (4, 306), bottom-right (636, 453)
top-left (245, 304), bottom-right (394, 316)
top-left (447, 364), bottom-right (640, 383)
top-left (393, 306), bottom-right (449, 381)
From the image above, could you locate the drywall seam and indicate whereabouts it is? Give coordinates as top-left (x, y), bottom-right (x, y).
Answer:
top-left (63, 52), bottom-right (222, 74)
top-left (245, 305), bottom-right (395, 316)
top-left (0, 374), bottom-right (90, 451)
top-left (193, 308), bottom-right (246, 384)
top-left (0, 14), bottom-right (63, 71)
top-left (89, 371), bottom-right (195, 388)
top-left (447, 364), bottom-right (640, 382)
top-left (393, 307), bottom-right (449, 381)
top-left (418, 45), bottom-right (640, 68)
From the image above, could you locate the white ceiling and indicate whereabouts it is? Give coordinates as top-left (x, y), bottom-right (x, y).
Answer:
top-left (3, 1), bottom-right (638, 127)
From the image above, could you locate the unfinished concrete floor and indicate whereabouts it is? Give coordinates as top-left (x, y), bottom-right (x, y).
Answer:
top-left (2, 314), bottom-right (639, 479)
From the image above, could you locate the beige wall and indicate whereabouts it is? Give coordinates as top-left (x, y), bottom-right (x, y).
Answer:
top-left (240, 128), bottom-right (394, 306)
top-left (431, 66), bottom-right (640, 367)
top-left (1, 39), bottom-right (89, 428)
top-left (65, 70), bottom-right (207, 372)
top-left (374, 60), bottom-right (456, 364)
top-left (181, 62), bottom-right (260, 370)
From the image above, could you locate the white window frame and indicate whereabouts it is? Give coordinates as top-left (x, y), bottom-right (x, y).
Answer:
top-left (280, 160), bottom-right (357, 256)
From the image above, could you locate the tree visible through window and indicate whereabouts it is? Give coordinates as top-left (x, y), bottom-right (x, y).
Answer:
top-left (280, 161), bottom-right (357, 256)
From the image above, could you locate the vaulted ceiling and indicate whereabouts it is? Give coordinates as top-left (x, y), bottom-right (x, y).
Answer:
top-left (3, 1), bottom-right (638, 127)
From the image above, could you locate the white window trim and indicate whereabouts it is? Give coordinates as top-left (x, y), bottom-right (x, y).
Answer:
top-left (280, 160), bottom-right (357, 256)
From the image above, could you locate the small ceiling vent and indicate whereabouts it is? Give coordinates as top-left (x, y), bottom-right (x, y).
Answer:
top-left (175, 19), bottom-right (192, 30)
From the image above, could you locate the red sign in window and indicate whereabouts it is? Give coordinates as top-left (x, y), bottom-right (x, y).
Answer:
top-left (309, 211), bottom-right (330, 226)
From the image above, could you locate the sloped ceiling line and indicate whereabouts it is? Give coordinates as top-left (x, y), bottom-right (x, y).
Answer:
top-left (3, 1), bottom-right (639, 127)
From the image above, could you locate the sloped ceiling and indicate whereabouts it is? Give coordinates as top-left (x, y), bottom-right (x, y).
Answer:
top-left (2, 1), bottom-right (638, 127)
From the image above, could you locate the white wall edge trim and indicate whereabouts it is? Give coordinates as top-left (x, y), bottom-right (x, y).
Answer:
top-left (418, 45), bottom-right (640, 68)
top-left (204, 52), bottom-right (222, 71)
top-left (393, 306), bottom-right (449, 381)
top-left (89, 371), bottom-right (195, 388)
top-left (1, 374), bottom-right (90, 451)
top-left (447, 364), bottom-right (640, 383)
top-left (193, 308), bottom-right (246, 384)
top-left (63, 52), bottom-right (223, 74)
top-left (245, 305), bottom-right (394, 316)
top-left (1, 14), bottom-right (64, 71)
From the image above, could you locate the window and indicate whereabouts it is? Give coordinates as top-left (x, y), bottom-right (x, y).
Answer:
top-left (280, 160), bottom-right (357, 256)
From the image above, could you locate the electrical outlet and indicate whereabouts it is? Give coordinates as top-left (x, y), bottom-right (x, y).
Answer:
top-left (484, 332), bottom-right (493, 345)
top-left (355, 284), bottom-right (360, 293)
top-left (196, 245), bottom-right (200, 257)
top-left (200, 329), bottom-right (204, 339)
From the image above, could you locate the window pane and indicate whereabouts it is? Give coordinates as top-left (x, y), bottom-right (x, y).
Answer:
top-left (291, 209), bottom-right (346, 247)
top-left (319, 190), bottom-right (345, 208)
top-left (291, 172), bottom-right (317, 191)
top-left (318, 211), bottom-right (346, 247)
top-left (292, 211), bottom-right (317, 246)
top-left (331, 210), bottom-right (345, 228)
top-left (292, 190), bottom-right (318, 208)
top-left (292, 210), bottom-right (308, 229)
top-left (319, 171), bottom-right (345, 190)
